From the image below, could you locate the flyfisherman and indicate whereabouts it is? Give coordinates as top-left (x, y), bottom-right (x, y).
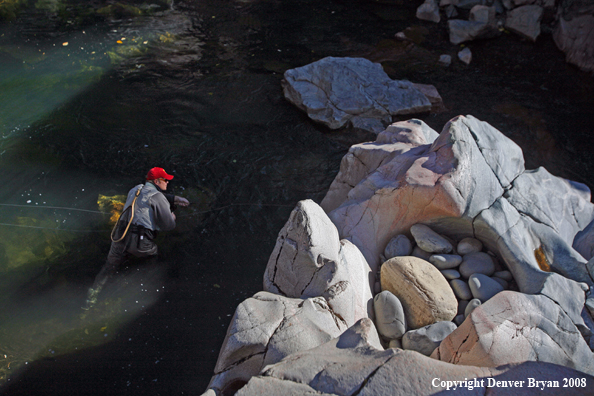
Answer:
top-left (83, 167), bottom-right (189, 310)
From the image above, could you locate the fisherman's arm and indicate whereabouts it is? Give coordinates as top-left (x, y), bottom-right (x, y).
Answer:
top-left (152, 194), bottom-right (176, 231)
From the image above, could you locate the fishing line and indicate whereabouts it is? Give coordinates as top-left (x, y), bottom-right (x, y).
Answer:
top-left (0, 203), bottom-right (110, 215)
top-left (0, 202), bottom-right (297, 232)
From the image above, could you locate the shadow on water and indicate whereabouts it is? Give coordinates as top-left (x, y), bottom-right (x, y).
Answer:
top-left (0, 0), bottom-right (593, 394)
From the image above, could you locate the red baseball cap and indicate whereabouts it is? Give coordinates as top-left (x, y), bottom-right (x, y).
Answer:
top-left (146, 167), bottom-right (174, 181)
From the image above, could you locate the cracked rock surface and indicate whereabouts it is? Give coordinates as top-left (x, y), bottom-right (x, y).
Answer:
top-left (263, 199), bottom-right (374, 327)
top-left (234, 319), bottom-right (594, 396)
top-left (432, 291), bottom-right (594, 375)
top-left (324, 115), bottom-right (594, 309)
top-left (208, 292), bottom-right (348, 393)
top-left (282, 57), bottom-right (432, 133)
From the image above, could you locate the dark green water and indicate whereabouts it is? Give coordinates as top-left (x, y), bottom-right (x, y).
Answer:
top-left (0, 0), bottom-right (592, 394)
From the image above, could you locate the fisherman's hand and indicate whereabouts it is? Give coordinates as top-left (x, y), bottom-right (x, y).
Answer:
top-left (172, 212), bottom-right (176, 221)
top-left (174, 196), bottom-right (190, 207)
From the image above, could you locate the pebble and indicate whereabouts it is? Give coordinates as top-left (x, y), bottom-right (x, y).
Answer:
top-left (430, 254), bottom-right (462, 269)
top-left (402, 321), bottom-right (457, 356)
top-left (454, 314), bottom-right (465, 326)
top-left (384, 234), bottom-right (413, 259)
top-left (459, 252), bottom-right (495, 278)
top-left (441, 269), bottom-right (461, 280)
top-left (373, 290), bottom-right (407, 340)
top-left (493, 270), bottom-right (513, 281)
top-left (458, 47), bottom-right (472, 65)
top-left (491, 277), bottom-right (508, 289)
top-left (457, 300), bottom-right (469, 315)
top-left (410, 224), bottom-right (453, 253)
top-left (412, 246), bottom-right (433, 261)
top-left (450, 279), bottom-right (473, 300)
top-left (465, 298), bottom-right (482, 318)
top-left (468, 274), bottom-right (504, 302)
top-left (388, 339), bottom-right (402, 349)
top-left (456, 237), bottom-right (483, 255)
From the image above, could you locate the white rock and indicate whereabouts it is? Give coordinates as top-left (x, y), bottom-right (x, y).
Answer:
top-left (505, 5), bottom-right (544, 42)
top-left (434, 291), bottom-right (594, 375)
top-left (264, 200), bottom-right (374, 327)
top-left (410, 224), bottom-right (453, 254)
top-left (282, 57), bottom-right (431, 133)
top-left (458, 47), bottom-right (472, 64)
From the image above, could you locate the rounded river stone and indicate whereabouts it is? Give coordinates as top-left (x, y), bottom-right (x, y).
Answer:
top-left (410, 224), bottom-right (453, 254)
top-left (459, 252), bottom-right (495, 278)
top-left (373, 290), bottom-right (407, 340)
top-left (468, 274), bottom-right (504, 302)
top-left (381, 256), bottom-right (457, 329)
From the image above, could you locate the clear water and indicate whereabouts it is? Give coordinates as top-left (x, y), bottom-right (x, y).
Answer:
top-left (0, 0), bottom-right (592, 394)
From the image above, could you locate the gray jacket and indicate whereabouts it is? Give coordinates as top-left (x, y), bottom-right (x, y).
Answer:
top-left (122, 182), bottom-right (176, 232)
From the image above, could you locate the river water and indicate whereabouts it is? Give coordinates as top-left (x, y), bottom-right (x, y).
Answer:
top-left (0, 0), bottom-right (592, 395)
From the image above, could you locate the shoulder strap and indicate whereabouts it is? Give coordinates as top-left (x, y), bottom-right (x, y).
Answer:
top-left (110, 185), bottom-right (144, 243)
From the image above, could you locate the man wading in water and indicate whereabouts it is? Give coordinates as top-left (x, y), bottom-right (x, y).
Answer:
top-left (83, 167), bottom-right (189, 310)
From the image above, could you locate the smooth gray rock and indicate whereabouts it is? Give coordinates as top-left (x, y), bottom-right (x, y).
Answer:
top-left (442, 269), bottom-right (461, 280)
top-left (417, 0), bottom-right (441, 23)
top-left (450, 279), bottom-right (473, 300)
top-left (402, 321), bottom-right (458, 356)
top-left (412, 246), bottom-right (433, 261)
top-left (457, 237), bottom-right (483, 255)
top-left (491, 276), bottom-right (508, 289)
top-left (454, 314), bottom-right (465, 326)
top-left (410, 224), bottom-right (453, 254)
top-left (263, 200), bottom-right (374, 327)
top-left (430, 254), bottom-right (462, 269)
top-left (434, 291), bottom-right (594, 375)
top-left (465, 298), bottom-right (482, 318)
top-left (373, 291), bottom-right (407, 340)
top-left (468, 273), bottom-right (505, 302)
top-left (384, 234), bottom-right (413, 259)
top-left (459, 251), bottom-right (496, 278)
top-left (458, 299), bottom-right (469, 315)
top-left (282, 57), bottom-right (431, 133)
top-left (388, 338), bottom-right (402, 349)
top-left (493, 270), bottom-right (513, 281)
top-left (505, 5), bottom-right (544, 41)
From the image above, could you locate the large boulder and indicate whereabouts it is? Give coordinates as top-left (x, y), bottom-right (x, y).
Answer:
top-left (231, 319), bottom-right (594, 396)
top-left (553, 1), bottom-right (594, 73)
top-left (207, 292), bottom-right (348, 394)
top-left (263, 199), bottom-right (374, 327)
top-left (380, 256), bottom-right (458, 329)
top-left (282, 57), bottom-right (432, 134)
top-left (324, 116), bottom-right (594, 321)
top-left (432, 291), bottom-right (594, 375)
top-left (505, 5), bottom-right (544, 41)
